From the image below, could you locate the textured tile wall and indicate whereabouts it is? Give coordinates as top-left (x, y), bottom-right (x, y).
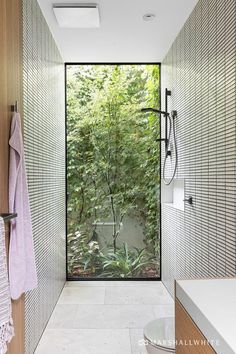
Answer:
top-left (161, 0), bottom-right (236, 296)
top-left (23, 0), bottom-right (66, 353)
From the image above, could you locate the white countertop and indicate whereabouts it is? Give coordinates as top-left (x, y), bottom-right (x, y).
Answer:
top-left (176, 278), bottom-right (236, 354)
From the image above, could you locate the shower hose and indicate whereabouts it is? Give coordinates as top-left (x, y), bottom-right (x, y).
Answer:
top-left (162, 113), bottom-right (178, 185)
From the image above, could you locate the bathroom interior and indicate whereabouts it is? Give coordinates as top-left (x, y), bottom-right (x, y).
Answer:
top-left (0, 0), bottom-right (235, 353)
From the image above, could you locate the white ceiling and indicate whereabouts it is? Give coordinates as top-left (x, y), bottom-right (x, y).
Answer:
top-left (37, 0), bottom-right (198, 63)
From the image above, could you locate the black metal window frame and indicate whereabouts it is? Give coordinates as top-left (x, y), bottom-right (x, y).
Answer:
top-left (65, 62), bottom-right (162, 282)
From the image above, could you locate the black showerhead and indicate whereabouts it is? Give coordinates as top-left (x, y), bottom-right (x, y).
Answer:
top-left (141, 108), bottom-right (169, 115)
top-left (141, 108), bottom-right (159, 113)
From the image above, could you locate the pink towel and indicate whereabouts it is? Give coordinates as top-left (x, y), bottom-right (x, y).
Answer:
top-left (9, 112), bottom-right (37, 300)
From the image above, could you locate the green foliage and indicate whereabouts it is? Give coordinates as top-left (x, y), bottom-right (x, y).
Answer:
top-left (67, 64), bottom-right (161, 278)
top-left (100, 243), bottom-right (154, 278)
top-left (67, 231), bottom-right (102, 276)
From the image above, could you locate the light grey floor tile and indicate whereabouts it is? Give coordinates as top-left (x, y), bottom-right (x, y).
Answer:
top-left (73, 304), bottom-right (155, 329)
top-left (66, 280), bottom-right (162, 287)
top-left (105, 285), bottom-right (173, 305)
top-left (66, 281), bottom-right (107, 287)
top-left (35, 329), bottom-right (131, 354)
top-left (48, 303), bottom-right (175, 330)
top-left (37, 281), bottom-right (174, 353)
top-left (104, 281), bottom-right (163, 287)
top-left (47, 304), bottom-right (78, 329)
top-left (130, 329), bottom-right (148, 354)
top-left (58, 286), bottom-right (105, 304)
top-left (48, 304), bottom-right (155, 330)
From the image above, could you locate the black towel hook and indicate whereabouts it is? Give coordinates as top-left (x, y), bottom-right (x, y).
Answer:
top-left (0, 213), bottom-right (18, 222)
top-left (11, 101), bottom-right (18, 113)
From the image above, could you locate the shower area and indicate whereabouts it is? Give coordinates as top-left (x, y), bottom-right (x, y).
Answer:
top-left (66, 64), bottom-right (161, 279)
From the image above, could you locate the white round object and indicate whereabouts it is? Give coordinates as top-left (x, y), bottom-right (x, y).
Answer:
top-left (144, 317), bottom-right (175, 353)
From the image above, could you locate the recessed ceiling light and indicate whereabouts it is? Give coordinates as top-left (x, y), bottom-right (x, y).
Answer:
top-left (53, 3), bottom-right (100, 28)
top-left (143, 13), bottom-right (156, 22)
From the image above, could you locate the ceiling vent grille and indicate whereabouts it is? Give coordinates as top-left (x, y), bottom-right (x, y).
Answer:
top-left (53, 3), bottom-right (100, 28)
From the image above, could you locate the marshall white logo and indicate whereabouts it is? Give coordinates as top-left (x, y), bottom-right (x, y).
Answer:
top-left (138, 339), bottom-right (220, 347)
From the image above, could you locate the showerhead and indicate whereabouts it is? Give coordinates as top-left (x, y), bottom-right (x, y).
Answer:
top-left (141, 108), bottom-right (160, 114)
top-left (141, 108), bottom-right (169, 116)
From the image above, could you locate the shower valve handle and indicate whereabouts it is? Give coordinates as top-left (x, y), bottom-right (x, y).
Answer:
top-left (183, 197), bottom-right (193, 205)
top-left (171, 110), bottom-right (177, 118)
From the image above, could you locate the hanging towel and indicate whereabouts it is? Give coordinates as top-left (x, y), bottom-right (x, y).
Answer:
top-left (0, 217), bottom-right (14, 354)
top-left (9, 112), bottom-right (37, 300)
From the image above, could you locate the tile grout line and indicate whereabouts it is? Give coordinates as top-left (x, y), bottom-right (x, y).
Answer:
top-left (53, 303), bottom-right (174, 306)
top-left (104, 286), bottom-right (107, 304)
top-left (128, 328), bottom-right (133, 354)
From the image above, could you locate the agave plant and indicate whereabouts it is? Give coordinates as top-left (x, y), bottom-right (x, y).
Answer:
top-left (99, 243), bottom-right (152, 278)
